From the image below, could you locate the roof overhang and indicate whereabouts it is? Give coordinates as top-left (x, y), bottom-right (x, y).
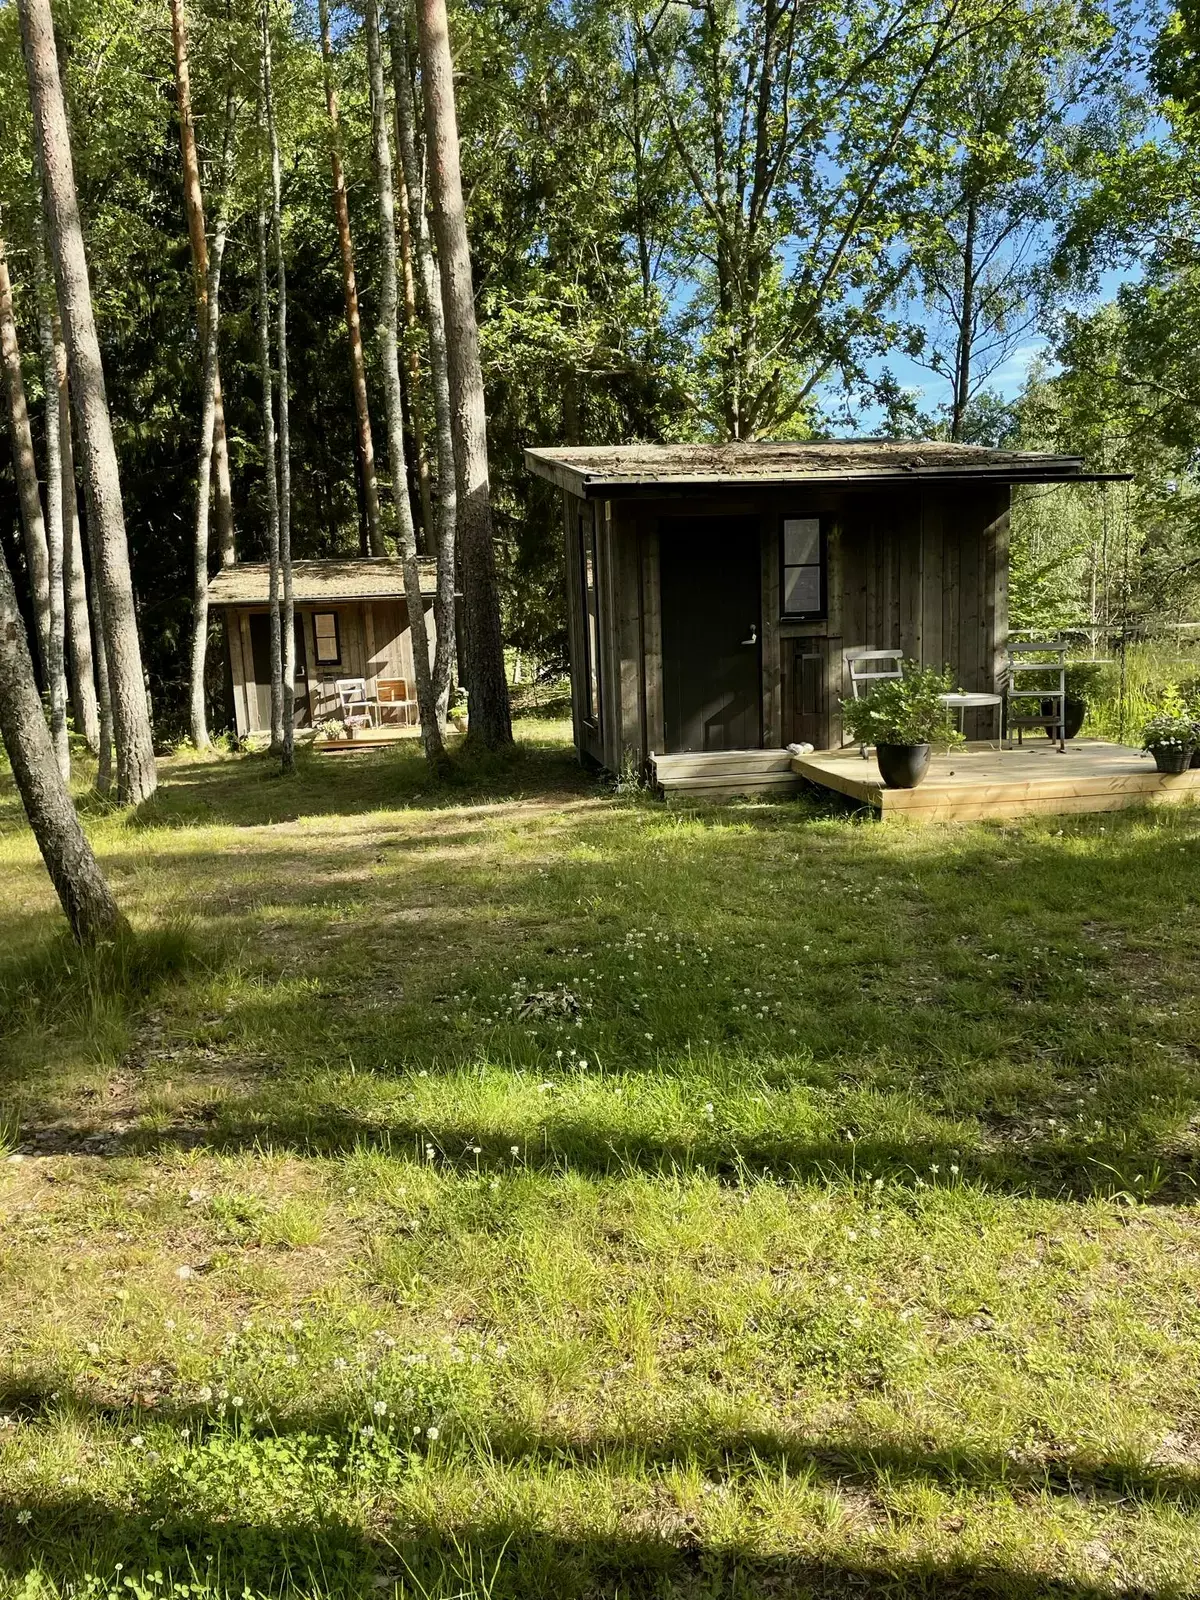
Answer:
top-left (524, 442), bottom-right (1132, 499)
top-left (208, 558), bottom-right (438, 607)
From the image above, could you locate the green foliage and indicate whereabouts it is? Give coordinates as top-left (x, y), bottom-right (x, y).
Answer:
top-left (1142, 683), bottom-right (1198, 750)
top-left (840, 663), bottom-right (964, 748)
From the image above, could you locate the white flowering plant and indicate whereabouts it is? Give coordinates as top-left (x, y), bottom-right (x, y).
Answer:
top-left (1142, 686), bottom-right (1196, 752)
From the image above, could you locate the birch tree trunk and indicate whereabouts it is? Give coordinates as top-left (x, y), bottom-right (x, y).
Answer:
top-left (189, 100), bottom-right (235, 752)
top-left (415, 0), bottom-right (511, 749)
top-left (257, 52), bottom-right (284, 756)
top-left (0, 236), bottom-right (51, 682)
top-left (170, 0), bottom-right (236, 567)
top-left (31, 225), bottom-right (70, 780)
top-left (262, 1), bottom-right (295, 775)
top-left (19, 0), bottom-right (157, 805)
top-left (318, 0), bottom-right (385, 557)
top-left (59, 337), bottom-right (100, 755)
top-left (365, 0), bottom-right (445, 768)
top-left (389, 0), bottom-right (455, 731)
top-left (387, 12), bottom-right (434, 558)
top-left (0, 544), bottom-right (123, 943)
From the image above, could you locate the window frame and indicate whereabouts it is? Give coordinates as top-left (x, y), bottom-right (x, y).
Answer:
top-left (312, 609), bottom-right (342, 666)
top-left (578, 508), bottom-right (602, 732)
top-left (779, 514), bottom-right (827, 622)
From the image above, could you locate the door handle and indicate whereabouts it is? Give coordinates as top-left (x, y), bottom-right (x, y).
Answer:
top-left (741, 625), bottom-right (758, 645)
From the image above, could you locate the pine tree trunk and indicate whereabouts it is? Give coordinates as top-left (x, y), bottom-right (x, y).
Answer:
top-left (415, 0), bottom-right (511, 749)
top-left (170, 0), bottom-right (236, 567)
top-left (0, 543), bottom-right (123, 944)
top-left (262, 2), bottom-right (295, 775)
top-left (318, 0), bottom-right (385, 558)
top-left (0, 236), bottom-right (52, 683)
top-left (365, 0), bottom-right (445, 768)
top-left (59, 337), bottom-right (101, 755)
top-left (31, 225), bottom-right (70, 780)
top-left (86, 489), bottom-right (116, 796)
top-left (389, 0), bottom-right (455, 731)
top-left (189, 101), bottom-right (234, 752)
top-left (19, 0), bottom-right (157, 805)
top-left (257, 49), bottom-right (284, 756)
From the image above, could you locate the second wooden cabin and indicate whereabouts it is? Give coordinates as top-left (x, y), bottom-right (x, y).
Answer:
top-left (524, 440), bottom-right (1109, 794)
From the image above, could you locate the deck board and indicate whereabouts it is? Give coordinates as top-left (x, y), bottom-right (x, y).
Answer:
top-left (792, 740), bottom-right (1200, 821)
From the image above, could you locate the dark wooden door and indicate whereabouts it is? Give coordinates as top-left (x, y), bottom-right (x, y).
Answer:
top-left (248, 612), bottom-right (310, 731)
top-left (659, 518), bottom-right (762, 752)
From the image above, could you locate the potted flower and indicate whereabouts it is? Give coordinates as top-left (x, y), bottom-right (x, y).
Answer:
top-left (1142, 687), bottom-right (1195, 774)
top-left (841, 663), bottom-right (963, 789)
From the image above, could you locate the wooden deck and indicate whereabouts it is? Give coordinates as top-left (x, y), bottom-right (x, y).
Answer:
top-left (791, 740), bottom-right (1200, 822)
top-left (313, 725), bottom-right (424, 753)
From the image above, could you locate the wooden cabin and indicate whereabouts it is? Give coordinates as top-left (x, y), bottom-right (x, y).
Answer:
top-left (524, 440), bottom-right (1110, 793)
top-left (209, 558), bottom-right (437, 739)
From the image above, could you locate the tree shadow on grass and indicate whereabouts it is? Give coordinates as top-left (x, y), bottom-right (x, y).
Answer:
top-left (0, 1489), bottom-right (1178, 1598)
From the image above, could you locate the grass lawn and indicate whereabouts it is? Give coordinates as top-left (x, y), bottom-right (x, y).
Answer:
top-left (2, 721), bottom-right (1200, 1598)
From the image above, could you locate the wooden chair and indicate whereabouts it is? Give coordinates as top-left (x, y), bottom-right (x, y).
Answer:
top-left (335, 678), bottom-right (376, 732)
top-left (1004, 641), bottom-right (1067, 752)
top-left (375, 677), bottom-right (417, 727)
top-left (845, 648), bottom-right (905, 757)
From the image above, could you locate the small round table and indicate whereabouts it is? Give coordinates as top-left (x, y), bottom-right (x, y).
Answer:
top-left (939, 691), bottom-right (1003, 738)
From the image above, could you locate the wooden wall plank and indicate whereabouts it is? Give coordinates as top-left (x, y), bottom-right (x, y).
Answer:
top-left (612, 501), bottom-right (643, 766)
top-left (641, 514), bottom-right (664, 754)
top-left (761, 515), bottom-right (781, 746)
top-left (560, 488), bottom-right (587, 758)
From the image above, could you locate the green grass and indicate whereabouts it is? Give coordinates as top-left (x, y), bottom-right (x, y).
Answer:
top-left (2, 721), bottom-right (1200, 1598)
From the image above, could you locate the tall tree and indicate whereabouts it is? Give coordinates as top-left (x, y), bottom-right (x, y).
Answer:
top-left (57, 330), bottom-right (101, 755)
top-left (415, 0), bottom-right (511, 749)
top-left (189, 94), bottom-right (235, 751)
top-left (0, 544), bottom-right (123, 944)
top-left (365, 0), bottom-right (445, 767)
top-left (18, 0), bottom-right (157, 805)
top-left (31, 223), bottom-right (70, 779)
top-left (255, 36), bottom-right (284, 757)
top-left (388, 0), bottom-right (455, 729)
top-left (0, 234), bottom-right (51, 680)
top-left (318, 0), bottom-right (385, 558)
top-left (170, 0), bottom-right (237, 567)
top-left (902, 0), bottom-right (1117, 438)
top-left (262, 0), bottom-right (295, 775)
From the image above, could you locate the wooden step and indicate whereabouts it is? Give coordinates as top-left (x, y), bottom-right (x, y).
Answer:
top-left (650, 747), bottom-right (804, 800)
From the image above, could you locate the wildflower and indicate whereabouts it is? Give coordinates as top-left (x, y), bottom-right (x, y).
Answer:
top-left (470, 1146), bottom-right (482, 1156)
top-left (373, 1400), bottom-right (388, 1416)
top-left (930, 1164), bottom-right (939, 1175)
top-left (291, 1319), bottom-right (304, 1332)
top-left (164, 1320), bottom-right (176, 1332)
top-left (231, 1397), bottom-right (244, 1409)
top-left (426, 1425), bottom-right (439, 1441)
top-left (950, 1164), bottom-right (960, 1175)
top-left (198, 1386), bottom-right (213, 1403)
top-left (15, 1509), bottom-right (30, 1526)
top-left (86, 1342), bottom-right (100, 1357)
top-left (130, 1435), bottom-right (145, 1448)
top-left (510, 1146), bottom-right (520, 1156)
top-left (361, 1425), bottom-right (376, 1440)
top-left (333, 1358), bottom-right (348, 1371)
top-left (175, 1265), bottom-right (192, 1281)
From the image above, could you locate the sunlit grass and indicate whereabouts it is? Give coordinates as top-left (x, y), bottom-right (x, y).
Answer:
top-left (1, 721), bottom-right (1200, 1597)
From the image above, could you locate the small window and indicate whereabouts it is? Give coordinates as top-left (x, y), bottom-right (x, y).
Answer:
top-left (781, 516), bottom-right (825, 620)
top-left (579, 510), bottom-right (601, 730)
top-left (313, 611), bottom-right (341, 665)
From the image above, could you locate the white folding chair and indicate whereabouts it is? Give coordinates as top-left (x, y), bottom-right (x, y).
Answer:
top-left (845, 648), bottom-right (905, 757)
top-left (335, 677), bottom-right (376, 733)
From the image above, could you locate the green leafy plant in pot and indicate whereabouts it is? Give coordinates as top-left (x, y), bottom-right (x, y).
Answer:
top-left (841, 663), bottom-right (963, 788)
top-left (1142, 685), bottom-right (1195, 775)
top-left (1045, 660), bottom-right (1106, 741)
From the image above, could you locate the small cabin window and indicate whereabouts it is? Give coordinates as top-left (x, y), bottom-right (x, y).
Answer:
top-left (313, 611), bottom-right (341, 665)
top-left (780, 516), bottom-right (825, 620)
top-left (579, 510), bottom-right (602, 730)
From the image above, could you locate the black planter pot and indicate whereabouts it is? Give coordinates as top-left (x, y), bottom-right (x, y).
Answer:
top-left (1151, 745), bottom-right (1193, 775)
top-left (876, 742), bottom-right (931, 789)
top-left (1043, 697), bottom-right (1086, 740)
top-left (1191, 748), bottom-right (1200, 770)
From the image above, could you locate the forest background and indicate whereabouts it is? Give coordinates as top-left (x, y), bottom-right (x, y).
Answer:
top-left (2, 0), bottom-right (1199, 736)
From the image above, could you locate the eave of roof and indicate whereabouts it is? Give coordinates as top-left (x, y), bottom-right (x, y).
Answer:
top-left (523, 441), bottom-right (1131, 497)
top-left (208, 558), bottom-right (438, 606)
